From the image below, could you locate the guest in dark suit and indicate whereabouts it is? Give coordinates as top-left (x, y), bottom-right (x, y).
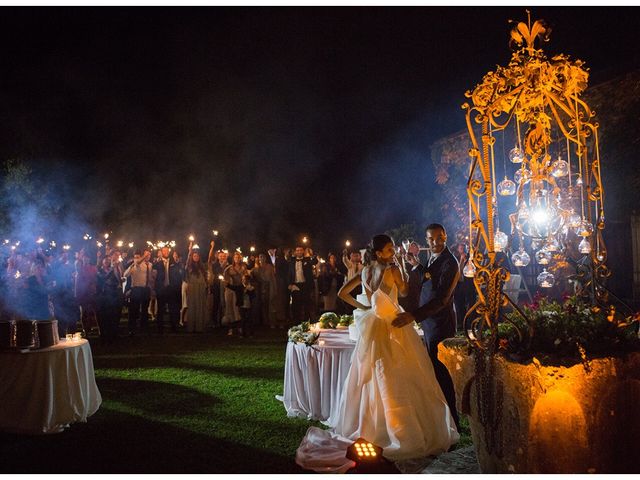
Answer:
top-left (153, 246), bottom-right (184, 334)
top-left (288, 246), bottom-right (318, 324)
top-left (392, 223), bottom-right (461, 432)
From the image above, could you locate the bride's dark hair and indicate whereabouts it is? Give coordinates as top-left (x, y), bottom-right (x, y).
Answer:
top-left (364, 234), bottom-right (394, 265)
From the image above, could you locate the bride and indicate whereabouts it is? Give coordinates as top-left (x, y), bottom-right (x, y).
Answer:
top-left (295, 234), bottom-right (459, 473)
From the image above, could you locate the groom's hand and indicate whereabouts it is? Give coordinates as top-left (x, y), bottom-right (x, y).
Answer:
top-left (392, 312), bottom-right (416, 328)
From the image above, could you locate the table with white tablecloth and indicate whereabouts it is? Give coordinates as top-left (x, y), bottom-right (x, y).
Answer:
top-left (278, 328), bottom-right (355, 421)
top-left (0, 339), bottom-right (102, 434)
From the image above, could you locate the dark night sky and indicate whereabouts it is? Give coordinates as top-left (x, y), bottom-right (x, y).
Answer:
top-left (1, 6), bottom-right (639, 253)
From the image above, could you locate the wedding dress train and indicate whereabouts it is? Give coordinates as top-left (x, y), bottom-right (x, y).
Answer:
top-left (296, 268), bottom-right (459, 473)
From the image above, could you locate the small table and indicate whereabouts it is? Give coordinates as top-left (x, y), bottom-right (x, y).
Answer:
top-left (279, 328), bottom-right (355, 421)
top-left (0, 339), bottom-right (102, 434)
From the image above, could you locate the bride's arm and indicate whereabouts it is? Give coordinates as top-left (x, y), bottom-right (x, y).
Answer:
top-left (338, 274), bottom-right (369, 310)
top-left (390, 264), bottom-right (409, 298)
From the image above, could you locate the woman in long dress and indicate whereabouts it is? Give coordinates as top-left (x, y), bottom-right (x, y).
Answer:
top-left (296, 234), bottom-right (459, 472)
top-left (184, 247), bottom-right (208, 333)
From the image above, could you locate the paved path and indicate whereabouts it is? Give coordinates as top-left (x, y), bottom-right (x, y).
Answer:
top-left (421, 446), bottom-right (480, 474)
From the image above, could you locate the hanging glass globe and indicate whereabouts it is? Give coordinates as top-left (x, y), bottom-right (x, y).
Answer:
top-left (535, 248), bottom-right (552, 265)
top-left (545, 235), bottom-right (560, 252)
top-left (497, 177), bottom-right (516, 196)
top-left (567, 210), bottom-right (582, 228)
top-left (514, 167), bottom-right (531, 185)
top-left (463, 258), bottom-right (476, 278)
top-left (578, 237), bottom-right (592, 254)
top-left (511, 248), bottom-right (530, 267)
top-left (551, 156), bottom-right (570, 177)
top-left (537, 269), bottom-right (555, 288)
top-left (494, 230), bottom-right (509, 252)
top-left (509, 145), bottom-right (525, 163)
top-left (576, 219), bottom-right (594, 237)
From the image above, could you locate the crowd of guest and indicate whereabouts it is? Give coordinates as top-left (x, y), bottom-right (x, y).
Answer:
top-left (0, 238), bottom-right (370, 343)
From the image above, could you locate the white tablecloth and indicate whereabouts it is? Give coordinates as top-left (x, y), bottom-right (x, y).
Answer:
top-left (279, 328), bottom-right (355, 421)
top-left (0, 339), bottom-right (102, 434)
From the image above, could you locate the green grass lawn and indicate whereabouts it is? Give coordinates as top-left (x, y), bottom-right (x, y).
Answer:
top-left (0, 327), bottom-right (472, 473)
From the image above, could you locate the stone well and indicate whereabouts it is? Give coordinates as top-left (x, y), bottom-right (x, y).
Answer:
top-left (440, 338), bottom-right (640, 473)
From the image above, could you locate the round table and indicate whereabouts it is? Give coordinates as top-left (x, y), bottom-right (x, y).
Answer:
top-left (278, 328), bottom-right (355, 421)
top-left (0, 339), bottom-right (102, 434)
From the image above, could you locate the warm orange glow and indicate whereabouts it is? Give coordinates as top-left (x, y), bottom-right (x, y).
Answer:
top-left (528, 389), bottom-right (588, 473)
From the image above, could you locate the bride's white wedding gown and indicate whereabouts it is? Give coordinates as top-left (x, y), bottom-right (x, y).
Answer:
top-left (295, 267), bottom-right (459, 473)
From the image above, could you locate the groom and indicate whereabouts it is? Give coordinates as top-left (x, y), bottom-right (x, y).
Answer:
top-left (392, 223), bottom-right (461, 432)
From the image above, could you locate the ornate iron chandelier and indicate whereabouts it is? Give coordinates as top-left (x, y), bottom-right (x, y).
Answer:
top-left (461, 13), bottom-right (608, 350)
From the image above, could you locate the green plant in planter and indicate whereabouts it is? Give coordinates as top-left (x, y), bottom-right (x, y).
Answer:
top-left (497, 293), bottom-right (640, 364)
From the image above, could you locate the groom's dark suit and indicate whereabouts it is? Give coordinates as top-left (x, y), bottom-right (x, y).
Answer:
top-left (409, 245), bottom-right (460, 430)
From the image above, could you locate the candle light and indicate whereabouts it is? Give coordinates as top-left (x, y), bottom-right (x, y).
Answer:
top-left (73, 332), bottom-right (82, 341)
top-left (218, 275), bottom-right (224, 281)
top-left (66, 333), bottom-right (73, 342)
top-left (345, 240), bottom-right (351, 247)
top-left (302, 236), bottom-right (308, 244)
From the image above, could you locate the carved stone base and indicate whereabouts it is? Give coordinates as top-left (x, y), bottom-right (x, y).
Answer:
top-left (440, 338), bottom-right (640, 473)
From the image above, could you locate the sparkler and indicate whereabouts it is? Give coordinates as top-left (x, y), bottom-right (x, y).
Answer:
top-left (169, 240), bottom-right (176, 248)
top-left (3, 239), bottom-right (9, 244)
top-left (250, 246), bottom-right (256, 252)
top-left (104, 233), bottom-right (109, 240)
top-left (128, 242), bottom-right (134, 249)
top-left (157, 241), bottom-right (166, 248)
top-left (193, 244), bottom-right (200, 250)
top-left (188, 234), bottom-right (195, 242)
top-left (212, 230), bottom-right (219, 236)
top-left (96, 241), bottom-right (103, 248)
top-left (14, 270), bottom-right (21, 279)
top-left (36, 237), bottom-right (44, 244)
top-left (63, 244), bottom-right (71, 251)
top-left (83, 233), bottom-right (91, 240)
top-left (302, 236), bottom-right (308, 244)
top-left (116, 240), bottom-right (124, 248)
top-left (345, 240), bottom-right (351, 247)
top-left (50, 241), bottom-right (57, 248)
